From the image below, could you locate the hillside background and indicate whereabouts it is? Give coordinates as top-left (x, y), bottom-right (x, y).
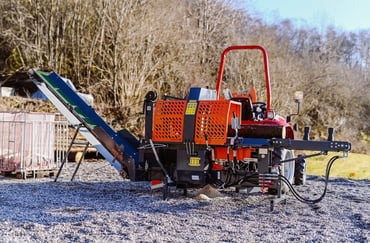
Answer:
top-left (0, 0), bottom-right (369, 153)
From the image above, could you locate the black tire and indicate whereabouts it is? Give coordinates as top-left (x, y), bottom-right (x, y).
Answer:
top-left (273, 148), bottom-right (295, 193)
top-left (294, 154), bottom-right (306, 185)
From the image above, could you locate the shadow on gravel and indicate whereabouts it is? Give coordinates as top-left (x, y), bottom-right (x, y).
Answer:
top-left (0, 175), bottom-right (368, 227)
top-left (351, 213), bottom-right (370, 230)
top-left (0, 180), bottom-right (212, 225)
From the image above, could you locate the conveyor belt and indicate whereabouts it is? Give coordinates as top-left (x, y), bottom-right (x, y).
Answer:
top-left (29, 70), bottom-right (139, 176)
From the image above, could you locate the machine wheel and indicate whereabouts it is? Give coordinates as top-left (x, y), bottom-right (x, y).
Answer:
top-left (274, 148), bottom-right (295, 193)
top-left (294, 154), bottom-right (306, 185)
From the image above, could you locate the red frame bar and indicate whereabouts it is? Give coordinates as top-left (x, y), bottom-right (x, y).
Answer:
top-left (215, 45), bottom-right (272, 111)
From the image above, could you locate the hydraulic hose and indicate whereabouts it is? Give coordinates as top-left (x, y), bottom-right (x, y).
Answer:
top-left (280, 155), bottom-right (344, 204)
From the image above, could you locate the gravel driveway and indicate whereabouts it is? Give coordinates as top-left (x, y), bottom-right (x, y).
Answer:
top-left (0, 162), bottom-right (368, 242)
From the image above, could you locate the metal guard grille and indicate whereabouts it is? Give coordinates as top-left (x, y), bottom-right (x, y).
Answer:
top-left (195, 100), bottom-right (241, 145)
top-left (152, 100), bottom-right (187, 142)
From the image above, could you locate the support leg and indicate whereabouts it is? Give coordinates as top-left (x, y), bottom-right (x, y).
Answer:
top-left (71, 142), bottom-right (89, 181)
top-left (54, 125), bottom-right (81, 182)
top-left (270, 177), bottom-right (287, 211)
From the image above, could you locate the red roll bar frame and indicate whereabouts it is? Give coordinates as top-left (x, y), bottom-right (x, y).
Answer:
top-left (215, 45), bottom-right (272, 111)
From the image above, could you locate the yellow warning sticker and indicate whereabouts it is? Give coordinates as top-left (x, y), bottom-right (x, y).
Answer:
top-left (185, 101), bottom-right (198, 115)
top-left (189, 156), bottom-right (201, 166)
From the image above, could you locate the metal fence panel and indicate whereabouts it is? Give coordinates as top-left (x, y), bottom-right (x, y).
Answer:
top-left (0, 112), bottom-right (68, 178)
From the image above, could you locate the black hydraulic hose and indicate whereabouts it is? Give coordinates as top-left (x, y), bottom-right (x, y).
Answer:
top-left (225, 168), bottom-right (232, 186)
top-left (231, 173), bottom-right (259, 187)
top-left (149, 139), bottom-right (172, 184)
top-left (280, 155), bottom-right (344, 205)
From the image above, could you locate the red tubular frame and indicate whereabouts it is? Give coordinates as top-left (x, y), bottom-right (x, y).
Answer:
top-left (215, 45), bottom-right (272, 111)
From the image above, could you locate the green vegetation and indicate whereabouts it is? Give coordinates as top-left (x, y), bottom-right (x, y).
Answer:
top-left (307, 153), bottom-right (370, 179)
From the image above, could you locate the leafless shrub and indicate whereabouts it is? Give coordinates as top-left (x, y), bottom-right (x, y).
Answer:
top-left (0, 0), bottom-right (368, 152)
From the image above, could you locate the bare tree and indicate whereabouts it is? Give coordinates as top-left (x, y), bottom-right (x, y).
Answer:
top-left (0, 0), bottom-right (369, 151)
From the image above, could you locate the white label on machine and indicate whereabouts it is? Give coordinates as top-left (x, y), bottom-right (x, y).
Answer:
top-left (244, 158), bottom-right (258, 163)
top-left (259, 148), bottom-right (268, 154)
top-left (191, 175), bottom-right (200, 181)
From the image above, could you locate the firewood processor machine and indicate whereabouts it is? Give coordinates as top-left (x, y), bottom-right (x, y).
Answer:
top-left (30, 45), bottom-right (351, 210)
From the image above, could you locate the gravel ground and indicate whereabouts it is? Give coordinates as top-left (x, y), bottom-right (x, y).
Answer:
top-left (0, 161), bottom-right (368, 242)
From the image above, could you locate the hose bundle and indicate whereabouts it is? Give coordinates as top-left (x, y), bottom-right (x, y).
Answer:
top-left (280, 155), bottom-right (344, 204)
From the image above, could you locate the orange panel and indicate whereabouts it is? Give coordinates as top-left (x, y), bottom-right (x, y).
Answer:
top-left (236, 148), bottom-right (253, 160)
top-left (214, 147), bottom-right (254, 161)
top-left (194, 100), bottom-right (241, 145)
top-left (214, 147), bottom-right (228, 160)
top-left (152, 100), bottom-right (187, 142)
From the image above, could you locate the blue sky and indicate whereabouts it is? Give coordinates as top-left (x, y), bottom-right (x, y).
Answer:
top-left (245, 0), bottom-right (370, 32)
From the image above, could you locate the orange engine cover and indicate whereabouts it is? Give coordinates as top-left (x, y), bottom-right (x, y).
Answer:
top-left (152, 99), bottom-right (241, 145)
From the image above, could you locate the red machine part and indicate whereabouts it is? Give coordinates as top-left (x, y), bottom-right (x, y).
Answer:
top-left (214, 147), bottom-right (255, 161)
top-left (215, 46), bottom-right (272, 111)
